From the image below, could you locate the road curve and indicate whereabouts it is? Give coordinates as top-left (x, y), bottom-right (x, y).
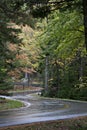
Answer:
top-left (0, 93), bottom-right (87, 127)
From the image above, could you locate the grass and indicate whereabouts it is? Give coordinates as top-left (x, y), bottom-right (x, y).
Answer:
top-left (0, 116), bottom-right (87, 130)
top-left (0, 98), bottom-right (24, 110)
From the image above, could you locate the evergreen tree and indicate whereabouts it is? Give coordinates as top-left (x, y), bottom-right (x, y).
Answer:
top-left (0, 0), bottom-right (34, 91)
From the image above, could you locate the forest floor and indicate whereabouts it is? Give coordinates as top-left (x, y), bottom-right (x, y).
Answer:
top-left (0, 116), bottom-right (87, 130)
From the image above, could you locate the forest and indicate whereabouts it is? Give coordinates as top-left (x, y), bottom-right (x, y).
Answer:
top-left (0, 0), bottom-right (87, 100)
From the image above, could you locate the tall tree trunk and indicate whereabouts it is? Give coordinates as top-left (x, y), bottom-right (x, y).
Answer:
top-left (83, 0), bottom-right (87, 51)
top-left (77, 49), bottom-right (83, 82)
top-left (79, 57), bottom-right (83, 83)
top-left (28, 73), bottom-right (30, 87)
top-left (45, 55), bottom-right (49, 93)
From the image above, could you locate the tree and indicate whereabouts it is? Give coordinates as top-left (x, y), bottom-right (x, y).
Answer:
top-left (83, 0), bottom-right (87, 50)
top-left (27, 0), bottom-right (87, 51)
top-left (0, 0), bottom-right (36, 91)
top-left (37, 6), bottom-right (87, 99)
top-left (0, 6), bottom-right (21, 90)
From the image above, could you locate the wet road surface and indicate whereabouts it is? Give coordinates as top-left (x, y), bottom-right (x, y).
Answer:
top-left (0, 93), bottom-right (87, 127)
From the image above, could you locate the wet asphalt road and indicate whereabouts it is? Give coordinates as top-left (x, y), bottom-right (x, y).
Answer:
top-left (0, 93), bottom-right (87, 127)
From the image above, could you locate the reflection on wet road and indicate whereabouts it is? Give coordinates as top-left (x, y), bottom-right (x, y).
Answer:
top-left (0, 93), bottom-right (87, 127)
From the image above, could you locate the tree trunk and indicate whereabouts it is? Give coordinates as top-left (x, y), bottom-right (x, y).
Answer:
top-left (83, 0), bottom-right (87, 51)
top-left (45, 56), bottom-right (49, 93)
top-left (79, 56), bottom-right (83, 83)
top-left (28, 73), bottom-right (30, 87)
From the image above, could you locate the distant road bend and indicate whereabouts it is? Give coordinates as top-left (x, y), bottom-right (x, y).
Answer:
top-left (0, 92), bottom-right (87, 127)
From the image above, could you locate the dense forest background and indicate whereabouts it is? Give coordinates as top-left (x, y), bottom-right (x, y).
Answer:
top-left (0, 0), bottom-right (87, 100)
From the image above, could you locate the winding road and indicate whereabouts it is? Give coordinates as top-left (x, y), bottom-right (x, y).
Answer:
top-left (0, 92), bottom-right (87, 127)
